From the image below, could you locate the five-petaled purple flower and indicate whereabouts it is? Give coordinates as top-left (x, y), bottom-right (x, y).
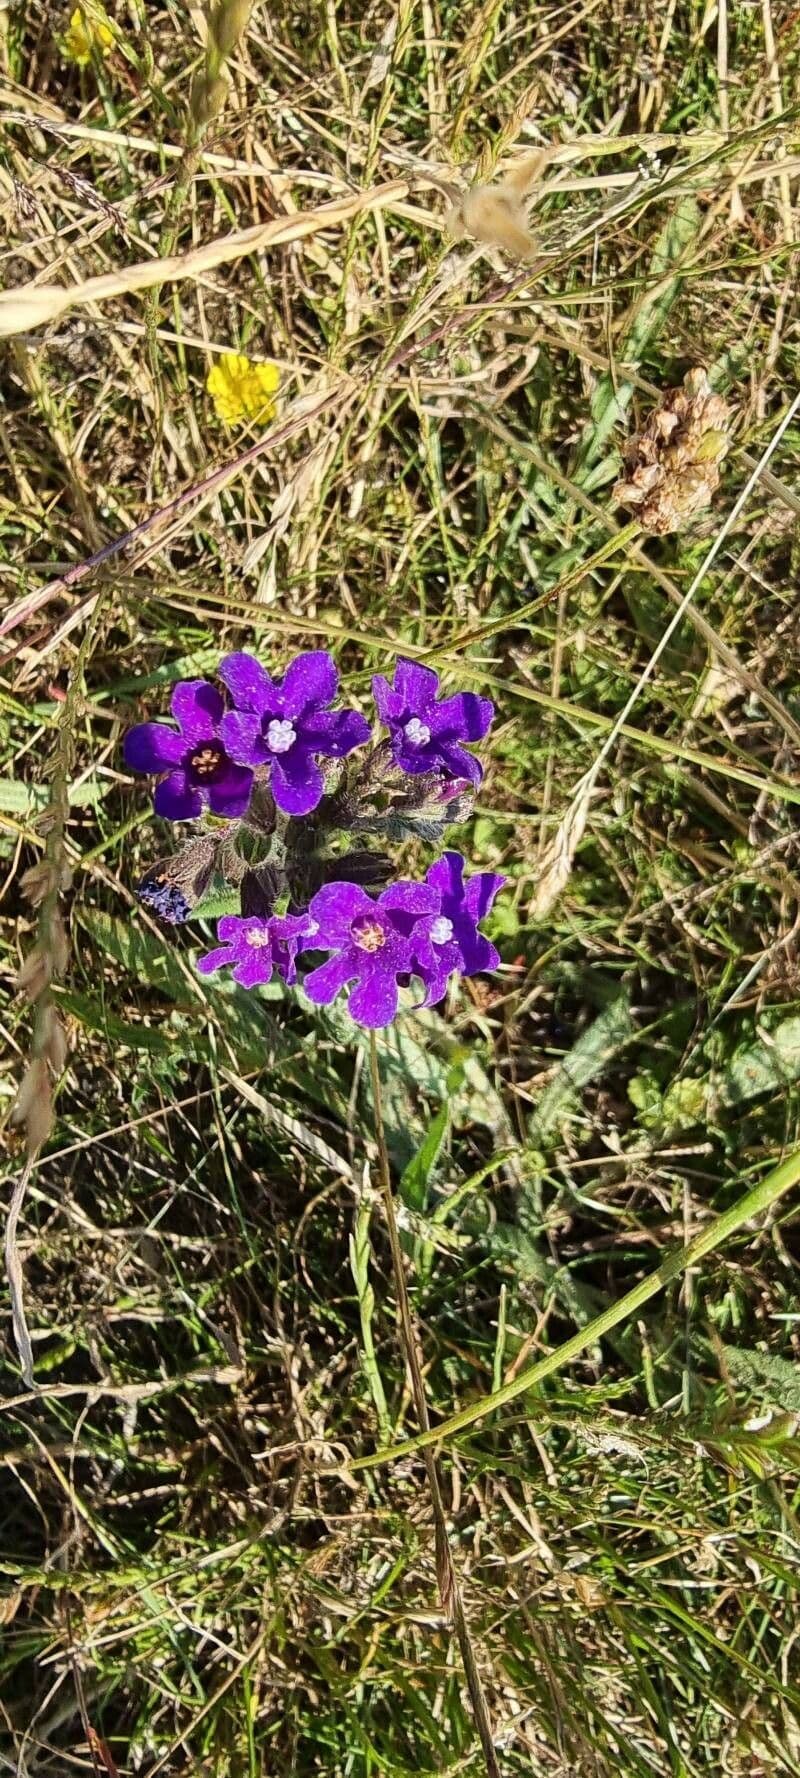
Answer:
top-left (410, 851), bottom-right (506, 1007)
top-left (372, 658), bottom-right (494, 785)
top-left (301, 880), bottom-right (439, 1028)
top-left (125, 680), bottom-right (253, 822)
top-left (219, 650), bottom-right (370, 817)
top-left (197, 912), bottom-right (314, 989)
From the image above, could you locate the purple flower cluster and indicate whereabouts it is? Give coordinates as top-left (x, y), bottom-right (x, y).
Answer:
top-left (299, 855), bottom-right (504, 1027)
top-left (125, 653), bottom-right (369, 822)
top-left (126, 648), bottom-right (505, 1028)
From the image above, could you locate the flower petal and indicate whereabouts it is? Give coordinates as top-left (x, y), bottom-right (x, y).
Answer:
top-left (348, 966), bottom-right (400, 1028)
top-left (217, 915), bottom-right (248, 944)
top-left (170, 679), bottom-right (224, 742)
top-left (207, 761), bottom-right (254, 819)
top-left (306, 882), bottom-right (374, 943)
top-left (435, 740), bottom-right (483, 786)
top-left (381, 880), bottom-right (440, 918)
top-left (393, 658), bottom-right (439, 712)
top-left (153, 770), bottom-right (204, 821)
top-left (455, 927), bottom-right (500, 976)
top-left (463, 871), bottom-right (506, 922)
top-left (390, 735), bottom-right (437, 776)
top-left (372, 674), bottom-right (403, 723)
top-left (303, 951), bottom-right (356, 1005)
top-left (219, 651), bottom-right (276, 715)
top-left (425, 851), bottom-right (466, 904)
top-left (196, 944), bottom-right (232, 976)
top-left (220, 709), bottom-right (270, 766)
top-left (124, 722), bottom-right (184, 773)
top-left (270, 746), bottom-right (325, 815)
top-left (302, 708), bottom-right (371, 758)
top-left (417, 964), bottom-right (452, 1008)
top-left (278, 651), bottom-right (338, 718)
top-left (232, 951), bottom-right (274, 989)
top-left (430, 691), bottom-right (494, 742)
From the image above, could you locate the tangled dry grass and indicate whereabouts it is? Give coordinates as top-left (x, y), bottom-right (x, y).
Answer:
top-left (3, 1), bottom-right (800, 1773)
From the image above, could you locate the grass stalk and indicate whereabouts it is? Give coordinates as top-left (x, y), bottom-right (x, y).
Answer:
top-left (368, 1032), bottom-right (501, 1778)
top-left (352, 1138), bottom-right (800, 1471)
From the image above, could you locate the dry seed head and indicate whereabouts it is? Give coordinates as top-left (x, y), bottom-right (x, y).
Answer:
top-left (40, 1004), bottom-right (68, 1075)
top-left (447, 184), bottom-right (536, 261)
top-left (49, 908), bottom-right (69, 978)
top-left (613, 368), bottom-right (732, 535)
top-left (11, 1057), bottom-right (54, 1157)
top-left (16, 947), bottom-right (51, 1002)
top-left (19, 857), bottom-right (57, 907)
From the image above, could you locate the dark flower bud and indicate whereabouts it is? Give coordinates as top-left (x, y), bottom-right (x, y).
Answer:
top-left (240, 863), bottom-right (283, 919)
top-left (242, 778), bottom-right (278, 836)
top-left (323, 850), bottom-right (393, 887)
top-left (136, 837), bottom-right (217, 925)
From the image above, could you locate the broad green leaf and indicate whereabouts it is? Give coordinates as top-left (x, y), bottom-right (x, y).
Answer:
top-left (714, 1017), bottom-right (800, 1111)
top-left (638, 1014), bottom-right (800, 1135)
top-left (59, 989), bottom-right (183, 1054)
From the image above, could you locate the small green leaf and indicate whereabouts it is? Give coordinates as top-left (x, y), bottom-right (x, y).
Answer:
top-left (400, 1101), bottom-right (449, 1213)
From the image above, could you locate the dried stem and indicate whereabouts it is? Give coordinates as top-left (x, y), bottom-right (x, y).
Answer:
top-left (6, 1160), bottom-right (35, 1388)
top-left (368, 1032), bottom-right (501, 1778)
top-left (146, 0), bottom-right (256, 442)
top-left (6, 591), bottom-right (110, 1382)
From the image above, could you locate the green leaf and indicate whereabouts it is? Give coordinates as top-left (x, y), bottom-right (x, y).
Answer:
top-left (59, 990), bottom-right (182, 1054)
top-left (722, 1345), bottom-right (800, 1415)
top-left (399, 1101), bottom-right (450, 1213)
top-left (193, 888), bottom-right (241, 921)
top-left (645, 1014), bottom-right (800, 1135)
top-left (714, 1017), bottom-right (800, 1111)
top-left (77, 908), bottom-right (192, 1003)
top-left (530, 989), bottom-right (634, 1145)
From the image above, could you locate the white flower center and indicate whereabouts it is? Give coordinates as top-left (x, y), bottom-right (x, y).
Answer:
top-left (246, 928), bottom-right (272, 949)
top-left (265, 718), bottom-right (296, 754)
top-left (352, 918), bottom-right (386, 954)
top-left (404, 717), bottom-right (431, 747)
top-left (429, 916), bottom-right (453, 945)
top-left (305, 918), bottom-right (319, 937)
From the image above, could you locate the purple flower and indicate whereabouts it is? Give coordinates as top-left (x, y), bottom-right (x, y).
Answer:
top-left (124, 680), bottom-right (253, 822)
top-left (411, 851), bottom-right (506, 1007)
top-left (197, 912), bottom-right (314, 989)
top-left (219, 650), bottom-right (370, 817)
top-left (372, 659), bottom-right (494, 785)
top-left (301, 880), bottom-right (439, 1028)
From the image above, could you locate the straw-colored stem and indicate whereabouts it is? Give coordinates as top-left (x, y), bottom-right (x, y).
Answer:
top-left (368, 1033), bottom-right (501, 1778)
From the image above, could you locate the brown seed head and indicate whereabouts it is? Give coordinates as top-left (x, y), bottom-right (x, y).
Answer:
top-left (12, 1057), bottom-right (54, 1157)
top-left (613, 368), bottom-right (732, 534)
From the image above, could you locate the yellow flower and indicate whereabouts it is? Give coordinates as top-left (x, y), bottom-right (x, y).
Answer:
top-left (63, 5), bottom-right (114, 65)
top-left (205, 354), bottom-right (280, 427)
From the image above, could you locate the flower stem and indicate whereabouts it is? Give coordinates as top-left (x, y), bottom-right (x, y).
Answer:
top-left (368, 1032), bottom-right (501, 1778)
